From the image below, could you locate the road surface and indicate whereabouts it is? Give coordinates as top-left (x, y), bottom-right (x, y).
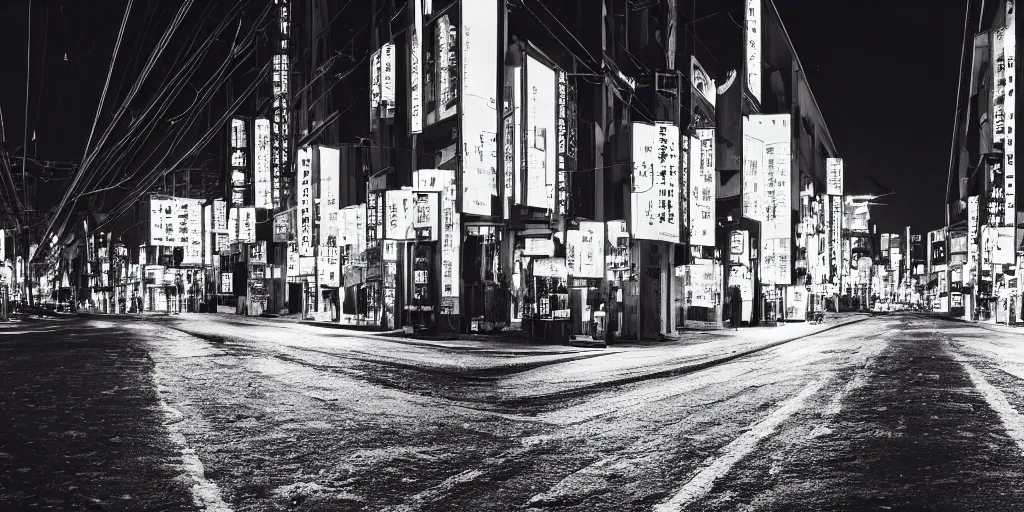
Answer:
top-left (2, 314), bottom-right (1024, 511)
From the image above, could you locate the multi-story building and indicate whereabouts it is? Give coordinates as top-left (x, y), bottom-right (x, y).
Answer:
top-left (322, 0), bottom-right (848, 337)
top-left (949, 0), bottom-right (1020, 322)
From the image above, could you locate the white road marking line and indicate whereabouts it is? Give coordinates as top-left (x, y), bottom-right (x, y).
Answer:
top-left (959, 362), bottom-right (1024, 454)
top-left (653, 377), bottom-right (830, 512)
top-left (160, 403), bottom-right (233, 512)
top-left (824, 357), bottom-right (876, 417)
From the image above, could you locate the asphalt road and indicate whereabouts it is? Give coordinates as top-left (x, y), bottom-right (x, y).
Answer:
top-left (3, 314), bottom-right (1024, 511)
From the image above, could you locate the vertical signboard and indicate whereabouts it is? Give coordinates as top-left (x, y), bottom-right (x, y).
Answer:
top-left (381, 43), bottom-right (396, 120)
top-left (742, 119), bottom-right (764, 221)
top-left (254, 118), bottom-right (272, 209)
top-left (679, 129), bottom-right (690, 243)
top-left (758, 115), bottom-right (792, 285)
top-left (271, 2), bottom-right (290, 209)
top-left (556, 71), bottom-right (569, 214)
top-left (436, 14), bottom-right (458, 122)
top-left (229, 118), bottom-right (249, 207)
top-left (503, 70), bottom-right (518, 219)
top-left (566, 221), bottom-right (605, 279)
top-left (272, 53), bottom-right (290, 209)
top-left (415, 169), bottom-right (460, 312)
top-left (203, 204), bottom-right (212, 266)
top-left (410, 0), bottom-right (423, 134)
top-left (830, 194), bottom-right (843, 285)
top-left (745, 0), bottom-right (762, 104)
top-left (385, 189), bottom-right (415, 240)
top-left (239, 207), bottom-right (256, 244)
top-left (318, 246), bottom-right (341, 287)
top-left (319, 147), bottom-right (340, 212)
top-left (370, 48), bottom-right (382, 129)
top-left (968, 195), bottom-right (980, 283)
top-left (1005, 1), bottom-right (1017, 227)
top-left (213, 199), bottom-right (227, 232)
top-left (631, 122), bottom-right (680, 243)
top-left (689, 128), bottom-right (716, 247)
top-left (149, 198), bottom-right (170, 246)
top-left (297, 146), bottom-right (314, 256)
top-left (827, 158), bottom-right (844, 196)
top-left (526, 55), bottom-right (556, 210)
top-left (181, 199), bottom-right (204, 265)
top-left (0, 229), bottom-right (5, 262)
top-left (460, 0), bottom-right (498, 216)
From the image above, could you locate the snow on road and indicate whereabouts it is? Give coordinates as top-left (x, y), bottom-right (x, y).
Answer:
top-left (653, 377), bottom-right (831, 511)
top-left (116, 313), bottom-right (915, 510)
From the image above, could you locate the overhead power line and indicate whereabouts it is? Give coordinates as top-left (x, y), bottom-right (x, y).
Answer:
top-left (40, 0), bottom-right (134, 258)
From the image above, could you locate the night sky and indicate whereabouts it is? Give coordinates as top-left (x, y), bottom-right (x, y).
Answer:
top-left (774, 0), bottom-right (967, 235)
top-left (1, 0), bottom-right (966, 237)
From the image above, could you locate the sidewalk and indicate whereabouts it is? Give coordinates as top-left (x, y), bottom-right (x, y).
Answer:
top-left (493, 312), bottom-right (872, 402)
top-left (931, 313), bottom-right (1024, 336)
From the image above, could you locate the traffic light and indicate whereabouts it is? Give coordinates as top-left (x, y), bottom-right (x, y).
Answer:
top-left (172, 247), bottom-right (184, 267)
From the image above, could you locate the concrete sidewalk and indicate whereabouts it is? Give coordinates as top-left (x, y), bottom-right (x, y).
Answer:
top-left (492, 313), bottom-right (872, 402)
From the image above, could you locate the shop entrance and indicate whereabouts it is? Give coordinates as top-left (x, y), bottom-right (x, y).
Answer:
top-left (640, 242), bottom-right (664, 339)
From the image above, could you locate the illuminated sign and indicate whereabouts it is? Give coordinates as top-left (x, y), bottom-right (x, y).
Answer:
top-left (229, 118), bottom-right (249, 207)
top-left (413, 192), bottom-right (440, 241)
top-left (631, 122), bottom-right (680, 243)
top-left (993, 226), bottom-right (1016, 265)
top-left (730, 230), bottom-right (750, 265)
top-left (567, 221), bottom-right (605, 279)
top-left (827, 158), bottom-right (844, 196)
top-left (1004, 2), bottom-right (1017, 227)
top-left (179, 198), bottom-right (204, 265)
top-left (149, 198), bottom-right (173, 246)
top-left (318, 246), bottom-right (340, 287)
top-left (254, 118), bottom-right (272, 209)
top-left (203, 205), bottom-right (212, 266)
top-left (460, 0), bottom-right (498, 216)
top-left (319, 146), bottom-right (340, 212)
top-left (556, 71), bottom-right (568, 214)
top-left (272, 52), bottom-right (290, 209)
top-left (689, 128), bottom-right (715, 247)
top-left (747, 114), bottom-right (792, 285)
top-left (410, 0), bottom-right (423, 134)
top-left (415, 169), bottom-right (460, 311)
top-left (298, 146), bottom-right (314, 256)
top-left (249, 241), bottom-right (267, 265)
top-left (238, 207), bottom-right (256, 244)
top-left (742, 127), bottom-right (763, 221)
top-left (968, 195), bottom-right (979, 282)
top-left (381, 43), bottom-right (395, 120)
top-left (745, 0), bottom-right (762, 104)
top-left (686, 259), bottom-right (717, 307)
top-left (436, 15), bottom-right (458, 122)
top-left (385, 189), bottom-right (415, 240)
top-left (370, 48), bottom-right (381, 128)
top-left (831, 194), bottom-right (843, 284)
top-left (526, 55), bottom-right (556, 210)
top-left (213, 199), bottom-right (227, 232)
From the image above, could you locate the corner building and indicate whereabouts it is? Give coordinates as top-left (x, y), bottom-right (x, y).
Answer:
top-left (358, 0), bottom-right (843, 337)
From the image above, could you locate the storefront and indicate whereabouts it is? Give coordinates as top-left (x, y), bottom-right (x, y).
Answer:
top-left (522, 257), bottom-right (571, 342)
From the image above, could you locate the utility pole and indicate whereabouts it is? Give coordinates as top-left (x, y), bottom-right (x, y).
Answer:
top-left (22, 0), bottom-right (34, 309)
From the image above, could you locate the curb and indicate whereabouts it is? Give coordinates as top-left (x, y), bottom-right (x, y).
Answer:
top-left (299, 320), bottom-right (398, 334)
top-left (925, 312), bottom-right (1024, 334)
top-left (508, 315), bottom-right (872, 406)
